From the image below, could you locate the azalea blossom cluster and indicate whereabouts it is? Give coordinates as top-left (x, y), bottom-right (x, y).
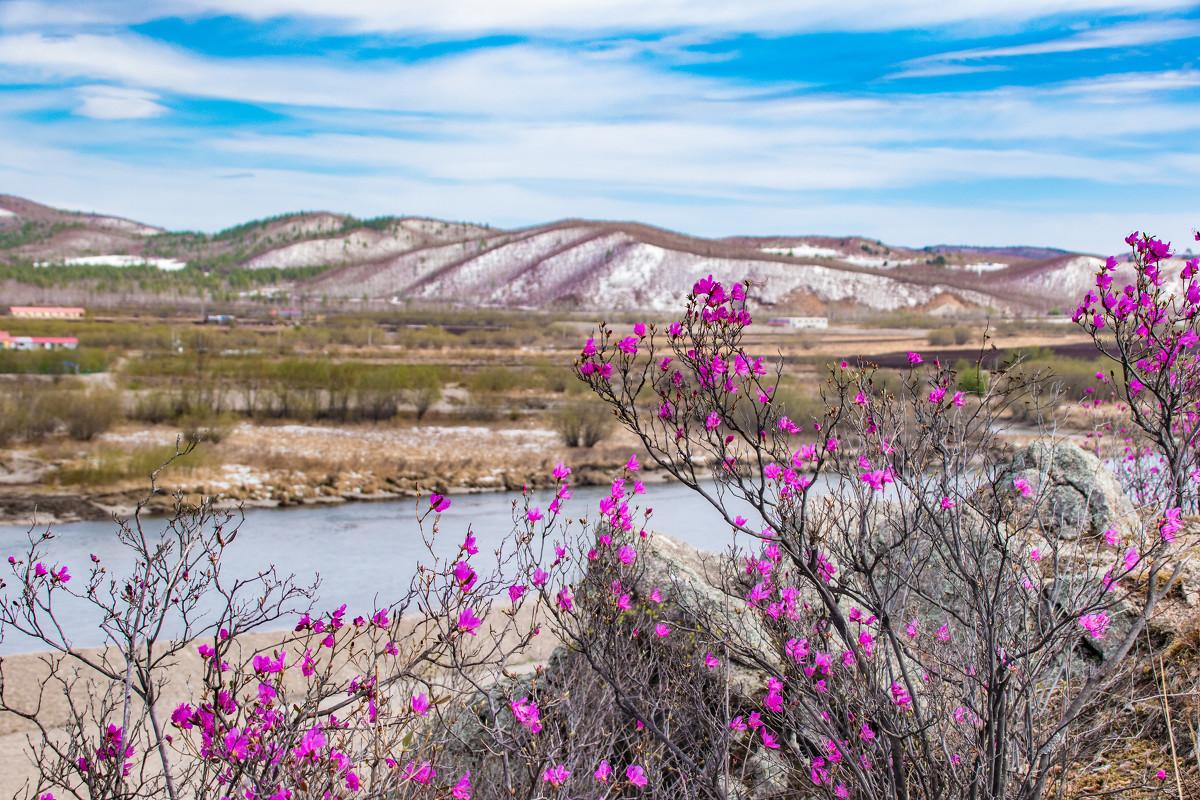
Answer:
top-left (1075, 230), bottom-right (1200, 512)
top-left (569, 269), bottom-right (1187, 798)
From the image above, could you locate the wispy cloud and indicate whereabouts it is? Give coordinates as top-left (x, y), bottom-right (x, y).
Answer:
top-left (75, 84), bottom-right (166, 119)
top-left (902, 18), bottom-right (1200, 72)
top-left (0, 2), bottom-right (1197, 253)
top-left (887, 64), bottom-right (1009, 80)
top-left (0, 32), bottom-right (742, 118)
top-left (3, 0), bottom-right (1198, 34)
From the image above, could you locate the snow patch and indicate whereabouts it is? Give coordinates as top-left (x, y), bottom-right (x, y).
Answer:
top-left (39, 254), bottom-right (187, 271)
top-left (761, 245), bottom-right (841, 258)
top-left (842, 255), bottom-right (917, 269)
top-left (949, 262), bottom-right (1009, 273)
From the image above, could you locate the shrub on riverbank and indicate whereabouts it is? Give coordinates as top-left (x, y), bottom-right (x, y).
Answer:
top-left (0, 383), bottom-right (120, 444)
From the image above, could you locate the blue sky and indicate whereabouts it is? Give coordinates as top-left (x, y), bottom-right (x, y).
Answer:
top-left (1, 1), bottom-right (1199, 253)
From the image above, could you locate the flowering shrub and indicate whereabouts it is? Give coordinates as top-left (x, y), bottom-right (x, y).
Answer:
top-left (1, 234), bottom-right (1194, 799)
top-left (1075, 230), bottom-right (1200, 511)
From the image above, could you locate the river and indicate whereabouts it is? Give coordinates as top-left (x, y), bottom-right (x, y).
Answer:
top-left (0, 480), bottom-right (770, 654)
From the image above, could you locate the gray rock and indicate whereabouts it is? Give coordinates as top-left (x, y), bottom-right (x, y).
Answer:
top-left (1001, 441), bottom-right (1140, 538)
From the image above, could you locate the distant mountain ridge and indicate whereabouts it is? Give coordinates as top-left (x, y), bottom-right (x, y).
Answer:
top-left (0, 195), bottom-right (1119, 315)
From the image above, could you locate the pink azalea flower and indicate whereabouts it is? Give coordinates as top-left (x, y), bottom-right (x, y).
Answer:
top-left (452, 771), bottom-right (472, 799)
top-left (618, 545), bottom-right (637, 565)
top-left (527, 507), bottom-right (543, 523)
top-left (511, 697), bottom-right (542, 733)
top-left (625, 454), bottom-right (640, 472)
top-left (940, 496), bottom-right (955, 509)
top-left (453, 561), bottom-right (477, 593)
top-left (1078, 611), bottom-right (1110, 639)
top-left (594, 760), bottom-right (612, 782)
top-left (1159, 507), bottom-right (1182, 542)
top-left (462, 531), bottom-right (479, 555)
top-left (542, 764), bottom-right (570, 786)
top-left (1013, 477), bottom-right (1032, 497)
top-left (402, 761), bottom-right (435, 784)
top-left (761, 728), bottom-right (780, 749)
top-left (907, 351), bottom-right (922, 365)
top-left (508, 584), bottom-right (527, 603)
top-left (705, 652), bottom-right (720, 669)
top-left (556, 587), bottom-right (574, 611)
top-left (457, 608), bottom-right (482, 635)
top-left (411, 692), bottom-right (429, 716)
top-left (952, 391), bottom-right (965, 406)
top-left (654, 623), bottom-right (671, 638)
top-left (626, 764), bottom-right (648, 788)
top-left (429, 493), bottom-right (451, 513)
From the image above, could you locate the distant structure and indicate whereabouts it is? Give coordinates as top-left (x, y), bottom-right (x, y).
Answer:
top-left (205, 314), bottom-right (236, 325)
top-left (765, 316), bottom-right (829, 330)
top-left (9, 305), bottom-right (85, 320)
top-left (0, 331), bottom-right (79, 350)
top-left (270, 307), bottom-right (304, 320)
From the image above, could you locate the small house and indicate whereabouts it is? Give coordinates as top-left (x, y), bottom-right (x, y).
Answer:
top-left (9, 306), bottom-right (85, 320)
top-left (0, 332), bottom-right (79, 350)
top-left (765, 316), bottom-right (829, 330)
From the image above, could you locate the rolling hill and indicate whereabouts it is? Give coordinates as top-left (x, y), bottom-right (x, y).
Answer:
top-left (0, 194), bottom-right (1119, 316)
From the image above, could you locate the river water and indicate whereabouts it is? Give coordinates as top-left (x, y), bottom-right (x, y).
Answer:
top-left (0, 480), bottom-right (770, 654)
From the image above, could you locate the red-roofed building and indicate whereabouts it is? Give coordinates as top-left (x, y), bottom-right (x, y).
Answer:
top-left (8, 306), bottom-right (85, 319)
top-left (0, 332), bottom-right (78, 350)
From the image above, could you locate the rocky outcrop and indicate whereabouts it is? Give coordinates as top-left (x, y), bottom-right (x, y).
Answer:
top-left (1001, 440), bottom-right (1141, 537)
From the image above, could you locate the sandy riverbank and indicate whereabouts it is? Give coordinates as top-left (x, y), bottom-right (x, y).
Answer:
top-left (0, 602), bottom-right (558, 798)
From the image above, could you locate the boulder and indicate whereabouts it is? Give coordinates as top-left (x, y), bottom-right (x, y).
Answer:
top-left (1001, 441), bottom-right (1140, 538)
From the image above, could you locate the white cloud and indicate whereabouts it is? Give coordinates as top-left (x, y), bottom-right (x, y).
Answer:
top-left (0, 130), bottom-right (1194, 255)
top-left (1, 4), bottom-right (1197, 255)
top-left (0, 32), bottom-right (736, 118)
top-left (3, 0), bottom-right (1197, 35)
top-left (75, 84), bottom-right (165, 119)
top-left (901, 18), bottom-right (1200, 78)
top-left (887, 64), bottom-right (1008, 80)
top-left (3, 30), bottom-right (1197, 144)
top-left (210, 126), bottom-right (1185, 195)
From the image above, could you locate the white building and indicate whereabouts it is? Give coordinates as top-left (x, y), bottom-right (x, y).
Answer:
top-left (765, 316), bottom-right (829, 330)
top-left (9, 306), bottom-right (85, 320)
